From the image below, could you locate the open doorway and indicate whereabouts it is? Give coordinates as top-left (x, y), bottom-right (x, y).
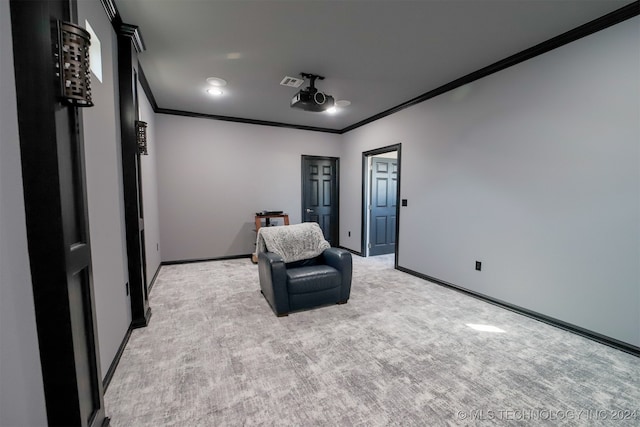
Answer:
top-left (362, 144), bottom-right (401, 263)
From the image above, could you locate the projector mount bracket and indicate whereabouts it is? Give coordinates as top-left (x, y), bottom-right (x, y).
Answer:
top-left (300, 73), bottom-right (327, 104)
top-left (300, 73), bottom-right (324, 93)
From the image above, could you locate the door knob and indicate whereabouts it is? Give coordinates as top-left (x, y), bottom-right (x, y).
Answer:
top-left (306, 208), bottom-right (314, 213)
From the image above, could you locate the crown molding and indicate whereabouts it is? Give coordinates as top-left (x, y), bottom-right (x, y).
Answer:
top-left (156, 108), bottom-right (342, 134)
top-left (99, 0), bottom-right (117, 22)
top-left (119, 23), bottom-right (145, 53)
top-left (341, 1), bottom-right (640, 133)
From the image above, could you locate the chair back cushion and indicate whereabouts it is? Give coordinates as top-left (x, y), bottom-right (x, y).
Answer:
top-left (256, 222), bottom-right (330, 263)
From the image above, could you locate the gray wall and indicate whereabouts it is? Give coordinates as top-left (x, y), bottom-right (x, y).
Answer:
top-left (0, 0), bottom-right (48, 424)
top-left (138, 81), bottom-right (162, 281)
top-left (341, 17), bottom-right (640, 347)
top-left (155, 115), bottom-right (342, 262)
top-left (78, 0), bottom-right (132, 379)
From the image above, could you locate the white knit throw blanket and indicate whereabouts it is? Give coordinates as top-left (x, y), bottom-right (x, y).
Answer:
top-left (256, 222), bottom-right (330, 263)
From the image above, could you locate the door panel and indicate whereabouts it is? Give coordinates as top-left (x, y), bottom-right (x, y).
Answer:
top-left (311, 179), bottom-right (319, 206)
top-left (323, 180), bottom-right (331, 206)
top-left (302, 156), bottom-right (339, 245)
top-left (376, 177), bottom-right (388, 207)
top-left (374, 216), bottom-right (387, 244)
top-left (321, 214), bottom-right (332, 240)
top-left (369, 157), bottom-right (398, 256)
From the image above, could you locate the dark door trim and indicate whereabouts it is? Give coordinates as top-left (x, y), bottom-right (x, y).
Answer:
top-left (301, 155), bottom-right (340, 246)
top-left (361, 144), bottom-right (402, 267)
top-left (10, 0), bottom-right (107, 425)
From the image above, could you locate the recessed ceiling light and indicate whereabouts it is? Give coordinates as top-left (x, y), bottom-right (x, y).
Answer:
top-left (206, 77), bottom-right (227, 87)
top-left (335, 100), bottom-right (351, 108)
top-left (207, 88), bottom-right (223, 96)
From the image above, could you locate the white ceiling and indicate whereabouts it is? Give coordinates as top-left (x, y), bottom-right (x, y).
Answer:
top-left (115, 0), bottom-right (633, 132)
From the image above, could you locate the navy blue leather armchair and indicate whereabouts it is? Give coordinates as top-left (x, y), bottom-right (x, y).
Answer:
top-left (258, 248), bottom-right (352, 316)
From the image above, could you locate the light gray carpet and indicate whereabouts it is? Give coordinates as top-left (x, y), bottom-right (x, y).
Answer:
top-left (104, 255), bottom-right (639, 426)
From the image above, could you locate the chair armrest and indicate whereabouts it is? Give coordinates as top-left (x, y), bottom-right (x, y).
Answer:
top-left (258, 252), bottom-right (290, 315)
top-left (322, 248), bottom-right (352, 301)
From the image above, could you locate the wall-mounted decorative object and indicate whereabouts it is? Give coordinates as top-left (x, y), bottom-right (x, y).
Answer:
top-left (136, 120), bottom-right (148, 155)
top-left (54, 21), bottom-right (93, 107)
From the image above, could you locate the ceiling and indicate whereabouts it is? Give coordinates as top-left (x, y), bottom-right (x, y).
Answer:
top-left (115, 0), bottom-right (633, 132)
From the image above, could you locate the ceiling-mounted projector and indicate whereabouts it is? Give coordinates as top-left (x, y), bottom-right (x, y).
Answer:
top-left (290, 73), bottom-right (335, 112)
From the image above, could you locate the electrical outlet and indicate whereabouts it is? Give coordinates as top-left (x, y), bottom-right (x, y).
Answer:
top-left (475, 261), bottom-right (482, 271)
top-left (402, 199), bottom-right (408, 206)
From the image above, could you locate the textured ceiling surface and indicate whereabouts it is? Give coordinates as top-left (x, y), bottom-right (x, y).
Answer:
top-left (115, 0), bottom-right (632, 131)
